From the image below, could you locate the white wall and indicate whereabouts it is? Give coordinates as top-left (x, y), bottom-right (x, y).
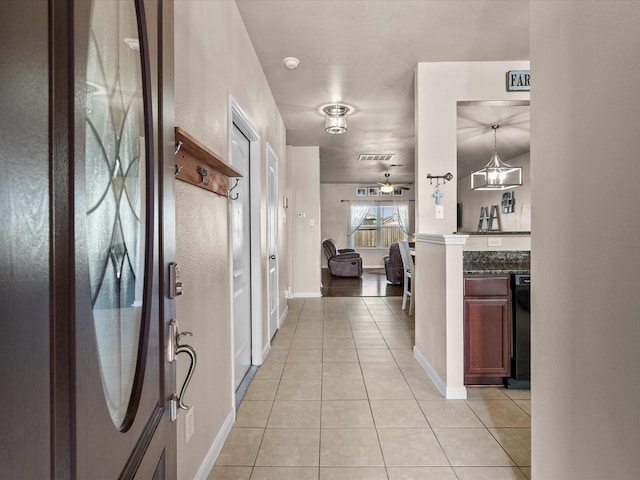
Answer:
top-left (320, 183), bottom-right (415, 268)
top-left (458, 152), bottom-right (531, 233)
top-left (288, 146), bottom-right (322, 297)
top-left (415, 61), bottom-right (530, 235)
top-left (413, 61), bottom-right (529, 398)
top-left (174, 2), bottom-right (286, 478)
top-left (531, 2), bottom-right (640, 479)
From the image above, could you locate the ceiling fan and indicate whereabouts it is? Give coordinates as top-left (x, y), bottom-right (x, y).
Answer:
top-left (377, 172), bottom-right (411, 193)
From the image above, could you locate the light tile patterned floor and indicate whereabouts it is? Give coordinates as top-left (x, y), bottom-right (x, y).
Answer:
top-left (209, 297), bottom-right (531, 480)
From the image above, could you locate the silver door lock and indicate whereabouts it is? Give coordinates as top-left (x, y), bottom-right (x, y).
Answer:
top-left (169, 262), bottom-right (183, 298)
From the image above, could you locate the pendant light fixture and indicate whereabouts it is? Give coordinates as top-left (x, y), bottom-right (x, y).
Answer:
top-left (470, 125), bottom-right (522, 190)
top-left (323, 104), bottom-right (350, 134)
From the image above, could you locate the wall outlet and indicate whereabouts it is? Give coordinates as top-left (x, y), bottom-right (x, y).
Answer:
top-left (435, 205), bottom-right (444, 219)
top-left (185, 406), bottom-right (195, 443)
top-left (488, 237), bottom-right (502, 247)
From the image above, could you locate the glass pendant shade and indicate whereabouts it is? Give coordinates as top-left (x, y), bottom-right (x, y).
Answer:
top-left (470, 125), bottom-right (523, 190)
top-left (323, 104), bottom-right (349, 134)
top-left (380, 183), bottom-right (394, 193)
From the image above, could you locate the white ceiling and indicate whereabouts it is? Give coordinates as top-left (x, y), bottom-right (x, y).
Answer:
top-left (236, 0), bottom-right (530, 186)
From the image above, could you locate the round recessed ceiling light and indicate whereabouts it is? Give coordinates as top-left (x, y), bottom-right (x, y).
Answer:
top-left (283, 57), bottom-right (299, 70)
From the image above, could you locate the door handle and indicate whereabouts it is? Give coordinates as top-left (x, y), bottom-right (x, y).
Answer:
top-left (270, 255), bottom-right (276, 260)
top-left (168, 320), bottom-right (197, 420)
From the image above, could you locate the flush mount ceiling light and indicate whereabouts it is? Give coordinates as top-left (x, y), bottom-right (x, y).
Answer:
top-left (470, 125), bottom-right (523, 191)
top-left (283, 56), bottom-right (299, 70)
top-left (323, 104), bottom-right (350, 134)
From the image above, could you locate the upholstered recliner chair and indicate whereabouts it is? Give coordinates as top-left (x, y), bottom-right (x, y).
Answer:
top-left (384, 242), bottom-right (404, 285)
top-left (322, 238), bottom-right (363, 277)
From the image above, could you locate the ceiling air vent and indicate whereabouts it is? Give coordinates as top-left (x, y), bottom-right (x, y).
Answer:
top-left (358, 153), bottom-right (395, 162)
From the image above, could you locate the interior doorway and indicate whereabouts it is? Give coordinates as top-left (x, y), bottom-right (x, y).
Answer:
top-left (229, 99), bottom-right (262, 392)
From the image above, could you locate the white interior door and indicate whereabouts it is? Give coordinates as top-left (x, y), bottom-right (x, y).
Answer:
top-left (231, 124), bottom-right (252, 390)
top-left (267, 146), bottom-right (279, 338)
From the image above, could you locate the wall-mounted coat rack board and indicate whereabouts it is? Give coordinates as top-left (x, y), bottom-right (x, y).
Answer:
top-left (174, 126), bottom-right (243, 199)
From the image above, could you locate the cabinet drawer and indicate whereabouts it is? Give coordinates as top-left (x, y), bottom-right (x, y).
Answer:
top-left (464, 275), bottom-right (510, 297)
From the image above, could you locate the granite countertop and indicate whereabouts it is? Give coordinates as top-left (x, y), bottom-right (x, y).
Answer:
top-left (457, 231), bottom-right (531, 236)
top-left (463, 250), bottom-right (530, 275)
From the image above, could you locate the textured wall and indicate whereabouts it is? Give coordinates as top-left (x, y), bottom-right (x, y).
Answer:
top-left (174, 1), bottom-right (286, 478)
top-left (531, 2), bottom-right (640, 478)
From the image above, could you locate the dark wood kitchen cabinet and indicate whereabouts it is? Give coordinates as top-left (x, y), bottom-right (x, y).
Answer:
top-left (464, 275), bottom-right (511, 385)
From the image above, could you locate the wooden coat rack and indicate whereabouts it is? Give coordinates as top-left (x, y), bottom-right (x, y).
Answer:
top-left (174, 127), bottom-right (243, 199)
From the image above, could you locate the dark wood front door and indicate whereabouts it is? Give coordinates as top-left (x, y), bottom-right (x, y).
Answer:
top-left (1, 1), bottom-right (176, 478)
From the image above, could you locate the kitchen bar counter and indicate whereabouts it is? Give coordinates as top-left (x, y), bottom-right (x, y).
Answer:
top-left (463, 250), bottom-right (530, 275)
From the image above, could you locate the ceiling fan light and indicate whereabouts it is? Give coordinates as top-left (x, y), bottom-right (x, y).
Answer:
top-left (380, 184), bottom-right (394, 193)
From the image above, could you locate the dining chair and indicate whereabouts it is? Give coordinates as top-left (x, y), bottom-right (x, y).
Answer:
top-left (398, 240), bottom-right (414, 315)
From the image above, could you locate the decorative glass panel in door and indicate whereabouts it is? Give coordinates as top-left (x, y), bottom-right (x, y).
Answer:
top-left (84, 0), bottom-right (149, 431)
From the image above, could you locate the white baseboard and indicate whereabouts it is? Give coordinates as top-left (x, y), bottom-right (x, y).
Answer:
top-left (262, 342), bottom-right (270, 363)
top-left (194, 408), bottom-right (235, 480)
top-left (413, 345), bottom-right (467, 400)
top-left (278, 304), bottom-right (289, 328)
top-left (293, 292), bottom-right (322, 298)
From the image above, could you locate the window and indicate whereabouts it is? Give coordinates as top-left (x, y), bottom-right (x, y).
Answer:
top-left (351, 204), bottom-right (405, 249)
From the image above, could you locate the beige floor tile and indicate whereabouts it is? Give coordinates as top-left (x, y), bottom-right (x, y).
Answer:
top-left (489, 428), bottom-right (531, 466)
top-left (267, 400), bottom-right (321, 428)
top-left (355, 338), bottom-right (388, 349)
top-left (323, 327), bottom-right (353, 339)
top-left (323, 337), bottom-right (356, 349)
top-left (250, 466), bottom-right (318, 480)
top-left (390, 349), bottom-right (417, 363)
top-left (363, 377), bottom-right (414, 400)
top-left (349, 320), bottom-right (378, 329)
top-left (384, 338), bottom-right (414, 349)
top-left (255, 428), bottom-right (320, 466)
top-left (320, 467), bottom-right (387, 479)
top-left (503, 389), bottom-right (531, 400)
top-left (466, 387), bottom-right (509, 400)
top-left (244, 380), bottom-right (280, 401)
top-left (262, 349), bottom-right (289, 364)
top-left (321, 400), bottom-right (375, 428)
top-left (235, 401), bottom-right (273, 428)
top-left (514, 399), bottom-right (531, 416)
top-left (352, 330), bottom-right (384, 339)
top-left (253, 363), bottom-right (284, 381)
top-left (397, 362), bottom-right (429, 379)
top-left (323, 362), bottom-right (363, 379)
top-left (320, 428), bottom-right (384, 466)
top-left (322, 376), bottom-right (368, 400)
top-left (282, 362), bottom-right (322, 380)
top-left (215, 428), bottom-right (264, 466)
top-left (291, 336), bottom-right (323, 349)
top-left (387, 466), bottom-right (458, 480)
top-left (323, 349), bottom-right (359, 363)
top-left (466, 400), bottom-right (531, 428)
top-left (207, 466), bottom-right (252, 480)
top-left (520, 466), bottom-right (531, 479)
top-left (377, 428), bottom-right (449, 466)
top-left (348, 314), bottom-right (374, 322)
top-left (432, 428), bottom-right (514, 466)
top-left (286, 349), bottom-right (323, 363)
top-left (370, 399), bottom-right (428, 428)
top-left (406, 376), bottom-right (446, 401)
top-left (453, 466), bottom-right (528, 480)
top-left (418, 400), bottom-right (484, 427)
top-left (276, 378), bottom-right (322, 400)
top-left (270, 335), bottom-right (293, 349)
top-left (356, 349), bottom-right (395, 363)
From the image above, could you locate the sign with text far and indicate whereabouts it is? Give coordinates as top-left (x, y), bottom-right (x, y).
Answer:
top-left (507, 70), bottom-right (530, 91)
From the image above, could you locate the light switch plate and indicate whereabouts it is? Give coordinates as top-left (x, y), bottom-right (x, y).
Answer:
top-left (435, 205), bottom-right (444, 219)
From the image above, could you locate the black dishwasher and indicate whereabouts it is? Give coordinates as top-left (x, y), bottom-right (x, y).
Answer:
top-left (506, 274), bottom-right (530, 389)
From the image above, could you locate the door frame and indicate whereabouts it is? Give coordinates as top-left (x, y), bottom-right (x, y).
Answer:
top-left (228, 97), bottom-right (264, 388)
top-left (266, 142), bottom-right (280, 339)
